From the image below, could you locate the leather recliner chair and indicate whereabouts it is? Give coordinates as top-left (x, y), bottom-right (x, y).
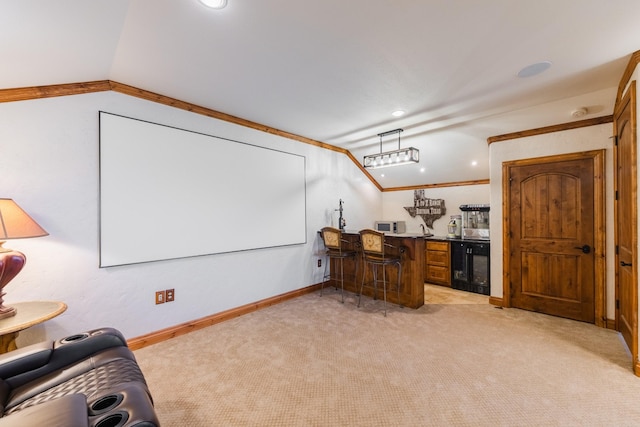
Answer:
top-left (0, 328), bottom-right (159, 426)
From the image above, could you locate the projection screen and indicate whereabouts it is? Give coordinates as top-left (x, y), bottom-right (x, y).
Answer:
top-left (99, 112), bottom-right (306, 267)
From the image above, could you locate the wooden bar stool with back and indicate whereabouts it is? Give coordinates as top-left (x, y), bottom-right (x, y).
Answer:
top-left (358, 229), bottom-right (403, 316)
top-left (320, 227), bottom-right (359, 303)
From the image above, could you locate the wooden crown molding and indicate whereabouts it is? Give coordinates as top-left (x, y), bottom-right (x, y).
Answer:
top-left (616, 50), bottom-right (640, 105)
top-left (0, 80), bottom-right (112, 103)
top-left (382, 178), bottom-right (490, 192)
top-left (487, 115), bottom-right (614, 144)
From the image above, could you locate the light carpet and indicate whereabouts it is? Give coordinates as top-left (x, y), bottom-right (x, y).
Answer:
top-left (134, 290), bottom-right (640, 426)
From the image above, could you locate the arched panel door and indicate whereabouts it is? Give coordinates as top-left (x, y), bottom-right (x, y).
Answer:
top-left (508, 156), bottom-right (595, 323)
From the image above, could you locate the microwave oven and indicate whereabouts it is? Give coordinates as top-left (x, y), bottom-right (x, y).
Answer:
top-left (374, 221), bottom-right (406, 234)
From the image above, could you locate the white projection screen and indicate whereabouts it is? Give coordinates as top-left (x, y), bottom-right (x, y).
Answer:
top-left (99, 112), bottom-right (306, 267)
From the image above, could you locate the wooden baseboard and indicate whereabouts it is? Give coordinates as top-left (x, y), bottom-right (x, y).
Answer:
top-left (127, 283), bottom-right (322, 351)
top-left (604, 318), bottom-right (616, 330)
top-left (488, 296), bottom-right (503, 306)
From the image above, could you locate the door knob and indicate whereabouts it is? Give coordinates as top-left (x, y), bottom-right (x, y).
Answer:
top-left (574, 244), bottom-right (591, 254)
top-left (621, 261), bottom-right (633, 267)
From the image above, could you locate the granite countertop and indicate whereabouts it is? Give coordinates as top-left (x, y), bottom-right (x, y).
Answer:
top-left (397, 234), bottom-right (490, 243)
top-left (341, 230), bottom-right (489, 243)
top-left (343, 230), bottom-right (425, 238)
top-left (425, 236), bottom-right (491, 243)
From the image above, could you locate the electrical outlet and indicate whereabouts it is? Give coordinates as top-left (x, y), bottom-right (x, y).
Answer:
top-left (166, 289), bottom-right (175, 302)
top-left (155, 290), bottom-right (166, 305)
top-left (318, 259), bottom-right (322, 268)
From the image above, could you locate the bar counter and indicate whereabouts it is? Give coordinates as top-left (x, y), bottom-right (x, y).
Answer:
top-left (327, 231), bottom-right (426, 309)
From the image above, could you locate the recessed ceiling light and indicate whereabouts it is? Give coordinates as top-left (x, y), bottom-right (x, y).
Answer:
top-left (199, 0), bottom-right (228, 9)
top-left (471, 160), bottom-right (478, 166)
top-left (420, 167), bottom-right (426, 173)
top-left (391, 110), bottom-right (405, 117)
top-left (380, 173), bottom-right (385, 177)
top-left (517, 61), bottom-right (552, 78)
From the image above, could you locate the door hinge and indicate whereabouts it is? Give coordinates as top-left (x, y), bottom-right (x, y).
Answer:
top-left (615, 245), bottom-right (619, 255)
top-left (615, 190), bottom-right (619, 201)
top-left (616, 300), bottom-right (620, 310)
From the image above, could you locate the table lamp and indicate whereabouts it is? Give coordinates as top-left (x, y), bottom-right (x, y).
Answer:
top-left (0, 199), bottom-right (48, 319)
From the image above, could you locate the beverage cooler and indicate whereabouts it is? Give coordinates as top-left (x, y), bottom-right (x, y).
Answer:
top-left (451, 241), bottom-right (490, 295)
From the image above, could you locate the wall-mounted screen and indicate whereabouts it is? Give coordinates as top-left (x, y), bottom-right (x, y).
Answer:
top-left (99, 112), bottom-right (306, 267)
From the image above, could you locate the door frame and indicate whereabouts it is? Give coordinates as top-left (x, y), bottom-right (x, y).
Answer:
top-left (502, 150), bottom-right (607, 327)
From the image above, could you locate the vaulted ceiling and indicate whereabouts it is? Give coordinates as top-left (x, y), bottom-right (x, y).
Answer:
top-left (3, 0), bottom-right (640, 188)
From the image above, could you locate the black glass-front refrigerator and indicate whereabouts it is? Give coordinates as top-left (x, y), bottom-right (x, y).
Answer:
top-left (451, 241), bottom-right (490, 295)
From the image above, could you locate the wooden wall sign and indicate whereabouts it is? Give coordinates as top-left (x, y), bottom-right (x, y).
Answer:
top-left (404, 190), bottom-right (446, 228)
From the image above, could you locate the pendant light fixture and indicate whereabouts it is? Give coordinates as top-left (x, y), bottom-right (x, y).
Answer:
top-left (363, 128), bottom-right (419, 169)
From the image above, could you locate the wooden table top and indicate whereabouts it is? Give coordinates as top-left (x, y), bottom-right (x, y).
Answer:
top-left (0, 301), bottom-right (67, 335)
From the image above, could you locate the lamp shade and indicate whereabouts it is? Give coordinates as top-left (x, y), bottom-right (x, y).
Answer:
top-left (0, 199), bottom-right (48, 240)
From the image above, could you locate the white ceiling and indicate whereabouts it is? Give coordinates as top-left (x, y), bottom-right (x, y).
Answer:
top-left (3, 0), bottom-right (640, 188)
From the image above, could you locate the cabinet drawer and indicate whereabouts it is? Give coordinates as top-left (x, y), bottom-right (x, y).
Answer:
top-left (426, 265), bottom-right (451, 285)
top-left (426, 241), bottom-right (449, 251)
top-left (427, 250), bottom-right (449, 267)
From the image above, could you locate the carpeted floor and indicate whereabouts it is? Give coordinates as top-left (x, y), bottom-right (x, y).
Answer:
top-left (134, 289), bottom-right (640, 426)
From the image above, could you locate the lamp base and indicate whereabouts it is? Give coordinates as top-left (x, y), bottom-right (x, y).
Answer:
top-left (0, 306), bottom-right (16, 320)
top-left (0, 248), bottom-right (26, 320)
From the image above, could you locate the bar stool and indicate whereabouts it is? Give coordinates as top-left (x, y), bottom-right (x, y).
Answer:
top-left (320, 227), bottom-right (358, 303)
top-left (358, 229), bottom-right (403, 316)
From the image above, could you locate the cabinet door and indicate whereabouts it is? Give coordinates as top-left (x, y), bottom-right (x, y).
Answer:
top-left (470, 249), bottom-right (489, 286)
top-left (451, 243), bottom-right (468, 282)
top-left (425, 241), bottom-right (451, 286)
top-left (427, 241), bottom-right (449, 252)
top-left (427, 265), bottom-right (450, 284)
top-left (428, 250), bottom-right (449, 267)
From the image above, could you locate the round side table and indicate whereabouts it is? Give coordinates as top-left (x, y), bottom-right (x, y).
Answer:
top-left (0, 301), bottom-right (67, 353)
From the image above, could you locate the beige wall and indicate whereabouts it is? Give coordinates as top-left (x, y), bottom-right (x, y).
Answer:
top-left (0, 91), bottom-right (383, 344)
top-left (381, 185), bottom-right (490, 237)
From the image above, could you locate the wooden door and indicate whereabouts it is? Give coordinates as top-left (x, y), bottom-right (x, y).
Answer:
top-left (614, 82), bottom-right (637, 361)
top-left (506, 154), bottom-right (599, 323)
